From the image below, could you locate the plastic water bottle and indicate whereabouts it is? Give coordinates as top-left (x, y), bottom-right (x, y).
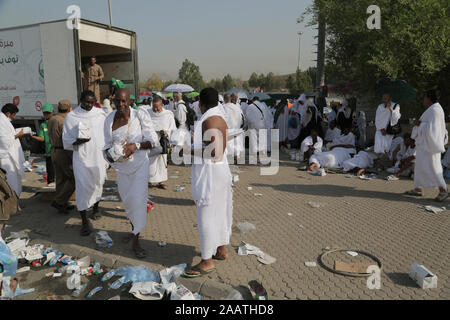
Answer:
top-left (93, 262), bottom-right (102, 275)
top-left (72, 283), bottom-right (88, 297)
top-left (49, 251), bottom-right (62, 267)
top-left (87, 286), bottom-right (103, 298)
top-left (101, 269), bottom-right (115, 282)
top-left (108, 276), bottom-right (126, 290)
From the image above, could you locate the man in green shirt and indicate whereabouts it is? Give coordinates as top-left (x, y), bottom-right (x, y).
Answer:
top-left (31, 103), bottom-right (55, 186)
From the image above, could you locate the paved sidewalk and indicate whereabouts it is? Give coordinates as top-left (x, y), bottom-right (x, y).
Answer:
top-left (6, 153), bottom-right (450, 300)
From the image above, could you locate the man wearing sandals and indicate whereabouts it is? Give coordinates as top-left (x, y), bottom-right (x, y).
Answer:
top-left (406, 90), bottom-right (448, 202)
top-left (62, 91), bottom-right (108, 236)
top-left (147, 95), bottom-right (176, 190)
top-left (184, 88), bottom-right (233, 278)
top-left (104, 89), bottom-right (159, 258)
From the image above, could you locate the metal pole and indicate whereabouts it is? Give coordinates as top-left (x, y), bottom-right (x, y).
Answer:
top-left (297, 32), bottom-right (302, 70)
top-left (108, 0), bottom-right (113, 27)
top-left (316, 13), bottom-right (326, 88)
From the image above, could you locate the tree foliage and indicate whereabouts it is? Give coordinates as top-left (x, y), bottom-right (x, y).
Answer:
top-left (178, 59), bottom-right (205, 91)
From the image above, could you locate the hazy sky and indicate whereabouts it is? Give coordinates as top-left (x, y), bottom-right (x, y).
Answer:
top-left (0, 0), bottom-right (316, 81)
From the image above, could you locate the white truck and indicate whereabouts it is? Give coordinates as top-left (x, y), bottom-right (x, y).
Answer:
top-left (0, 18), bottom-right (139, 132)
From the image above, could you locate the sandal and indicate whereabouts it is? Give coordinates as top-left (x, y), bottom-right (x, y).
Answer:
top-left (183, 266), bottom-right (216, 278)
top-left (386, 175), bottom-right (399, 181)
top-left (157, 183), bottom-right (168, 190)
top-left (91, 210), bottom-right (102, 220)
top-left (435, 192), bottom-right (449, 202)
top-left (122, 233), bottom-right (134, 244)
top-left (405, 189), bottom-right (423, 197)
top-left (133, 246), bottom-right (146, 259)
top-left (212, 254), bottom-right (227, 261)
top-left (80, 223), bottom-right (92, 236)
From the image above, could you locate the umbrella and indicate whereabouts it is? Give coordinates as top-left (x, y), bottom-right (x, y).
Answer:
top-left (186, 92), bottom-right (199, 99)
top-left (165, 92), bottom-right (173, 99)
top-left (139, 95), bottom-right (151, 101)
top-left (227, 88), bottom-right (249, 100)
top-left (164, 83), bottom-right (194, 93)
top-left (249, 92), bottom-right (271, 101)
top-left (374, 78), bottom-right (417, 105)
top-left (139, 91), bottom-right (152, 96)
top-left (152, 91), bottom-right (164, 99)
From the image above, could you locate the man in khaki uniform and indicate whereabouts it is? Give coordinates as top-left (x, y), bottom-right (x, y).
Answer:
top-left (85, 56), bottom-right (104, 103)
top-left (47, 100), bottom-right (75, 214)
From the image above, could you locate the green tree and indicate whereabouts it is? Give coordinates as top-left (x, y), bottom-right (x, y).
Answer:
top-left (178, 59), bottom-right (205, 91)
top-left (222, 74), bottom-right (235, 92)
top-left (264, 72), bottom-right (275, 92)
top-left (286, 75), bottom-right (296, 94)
top-left (144, 74), bottom-right (164, 91)
top-left (248, 72), bottom-right (259, 88)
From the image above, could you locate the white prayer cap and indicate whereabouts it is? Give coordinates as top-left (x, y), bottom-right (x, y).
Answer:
top-left (103, 99), bottom-right (111, 107)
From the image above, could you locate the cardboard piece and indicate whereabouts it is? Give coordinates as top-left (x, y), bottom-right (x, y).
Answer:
top-left (409, 262), bottom-right (438, 289)
top-left (334, 261), bottom-right (375, 274)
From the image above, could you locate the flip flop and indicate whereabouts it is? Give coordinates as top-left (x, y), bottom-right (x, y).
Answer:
top-left (405, 189), bottom-right (423, 196)
top-left (133, 247), bottom-right (146, 259)
top-left (157, 183), bottom-right (168, 190)
top-left (183, 266), bottom-right (216, 278)
top-left (122, 233), bottom-right (134, 244)
top-left (80, 223), bottom-right (92, 237)
top-left (435, 192), bottom-right (449, 202)
top-left (212, 254), bottom-right (227, 261)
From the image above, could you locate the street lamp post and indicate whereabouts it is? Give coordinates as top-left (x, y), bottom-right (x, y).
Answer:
top-left (297, 31), bottom-right (303, 70)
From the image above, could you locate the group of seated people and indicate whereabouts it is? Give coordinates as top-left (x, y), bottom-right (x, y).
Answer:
top-left (294, 121), bottom-right (420, 181)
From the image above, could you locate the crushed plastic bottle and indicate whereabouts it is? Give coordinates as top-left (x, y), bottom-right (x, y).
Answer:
top-left (92, 262), bottom-right (102, 275)
top-left (72, 283), bottom-right (88, 297)
top-left (49, 251), bottom-right (62, 267)
top-left (108, 276), bottom-right (126, 290)
top-left (115, 265), bottom-right (160, 283)
top-left (101, 269), bottom-right (116, 282)
top-left (0, 241), bottom-right (18, 276)
top-left (95, 231), bottom-right (113, 248)
top-left (87, 286), bottom-right (103, 298)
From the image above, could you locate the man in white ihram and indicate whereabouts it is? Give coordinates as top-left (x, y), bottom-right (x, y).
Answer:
top-left (0, 103), bottom-right (26, 198)
top-left (104, 88), bottom-right (159, 258)
top-left (173, 92), bottom-right (188, 130)
top-left (374, 93), bottom-right (401, 158)
top-left (183, 88), bottom-right (233, 278)
top-left (406, 90), bottom-right (449, 202)
top-left (147, 94), bottom-right (176, 189)
top-left (246, 98), bottom-right (266, 163)
top-left (223, 93), bottom-right (244, 160)
top-left (63, 90), bottom-right (108, 236)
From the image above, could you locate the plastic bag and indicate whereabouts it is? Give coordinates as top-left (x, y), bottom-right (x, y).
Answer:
top-left (115, 265), bottom-right (160, 283)
top-left (159, 263), bottom-right (186, 284)
top-left (236, 222), bottom-right (256, 233)
top-left (95, 231), bottom-right (113, 248)
top-left (0, 242), bottom-right (18, 276)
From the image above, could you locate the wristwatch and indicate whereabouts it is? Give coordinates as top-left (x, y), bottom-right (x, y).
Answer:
top-left (135, 142), bottom-right (141, 150)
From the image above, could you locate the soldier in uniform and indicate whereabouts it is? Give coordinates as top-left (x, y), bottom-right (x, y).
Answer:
top-left (84, 56), bottom-right (104, 103)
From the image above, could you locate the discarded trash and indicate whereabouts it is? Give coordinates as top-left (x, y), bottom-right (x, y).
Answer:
top-left (345, 174), bottom-right (354, 178)
top-left (129, 281), bottom-right (169, 300)
top-left (0, 242), bottom-right (18, 276)
top-left (236, 222), bottom-right (256, 233)
top-left (66, 273), bottom-right (81, 290)
top-left (92, 262), bottom-right (103, 275)
top-left (6, 238), bottom-right (27, 254)
top-left (72, 284), bottom-right (88, 297)
top-left (247, 187), bottom-right (253, 191)
top-left (248, 280), bottom-right (268, 300)
top-left (170, 284), bottom-right (196, 300)
top-left (409, 262), bottom-right (438, 289)
top-left (108, 295), bottom-right (121, 300)
top-left (160, 264), bottom-right (187, 284)
top-left (254, 193), bottom-right (263, 197)
top-left (1, 277), bottom-right (35, 299)
top-left (158, 241), bottom-right (167, 247)
top-left (232, 174), bottom-right (239, 183)
top-left (169, 176), bottom-right (179, 179)
top-left (101, 270), bottom-right (116, 282)
top-left (298, 224), bottom-right (304, 229)
top-left (307, 201), bottom-right (327, 208)
top-left (304, 262), bottom-right (317, 267)
top-left (76, 256), bottom-right (90, 268)
top-left (45, 272), bottom-right (54, 277)
top-left (100, 195), bottom-right (119, 201)
top-left (229, 165), bottom-right (241, 174)
top-left (175, 187), bottom-right (185, 192)
top-left (369, 173), bottom-right (377, 179)
top-left (87, 286), bottom-right (103, 298)
top-left (334, 261), bottom-right (374, 274)
top-left (359, 175), bottom-right (372, 180)
top-left (238, 242), bottom-right (276, 265)
top-left (115, 206), bottom-right (121, 209)
top-left (115, 265), bottom-right (161, 284)
top-left (346, 251), bottom-right (358, 257)
top-left (95, 231), bottom-right (113, 248)
top-left (52, 273), bottom-right (62, 278)
top-left (16, 266), bottom-right (30, 273)
top-left (287, 212), bottom-right (293, 216)
top-left (424, 205), bottom-right (446, 214)
top-left (109, 276), bottom-right (126, 290)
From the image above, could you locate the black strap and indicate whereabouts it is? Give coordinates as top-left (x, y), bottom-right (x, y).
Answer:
top-left (252, 103), bottom-right (265, 119)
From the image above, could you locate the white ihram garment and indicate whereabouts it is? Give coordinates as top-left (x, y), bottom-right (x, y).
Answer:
top-left (191, 105), bottom-right (233, 260)
top-left (412, 103), bottom-right (448, 190)
top-left (310, 133), bottom-right (356, 168)
top-left (374, 102), bottom-right (401, 154)
top-left (300, 136), bottom-right (323, 154)
top-left (343, 151), bottom-right (374, 172)
top-left (148, 108), bottom-right (176, 183)
top-left (223, 103), bottom-right (244, 157)
top-left (246, 102), bottom-right (266, 154)
top-left (275, 105), bottom-right (289, 142)
top-left (0, 113), bottom-right (25, 197)
top-left (104, 107), bottom-right (159, 234)
top-left (324, 127), bottom-right (341, 143)
top-left (62, 106), bottom-right (108, 211)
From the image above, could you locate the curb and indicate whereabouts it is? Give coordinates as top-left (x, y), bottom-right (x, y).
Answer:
top-left (28, 238), bottom-right (241, 300)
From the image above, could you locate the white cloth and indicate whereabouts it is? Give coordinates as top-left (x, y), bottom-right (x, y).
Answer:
top-left (0, 113), bottom-right (25, 197)
top-left (102, 99), bottom-right (113, 114)
top-left (104, 107), bottom-right (159, 234)
top-left (223, 103), bottom-right (244, 157)
top-left (262, 102), bottom-right (274, 151)
top-left (192, 101), bottom-right (202, 120)
top-left (240, 102), bottom-right (249, 117)
top-left (148, 108), bottom-right (176, 183)
top-left (62, 106), bottom-right (108, 211)
top-left (389, 137), bottom-right (404, 160)
top-left (191, 105), bottom-right (233, 259)
top-left (343, 151), bottom-right (374, 172)
top-left (324, 127), bottom-right (341, 143)
top-left (274, 105), bottom-right (289, 142)
top-left (442, 148), bottom-right (450, 168)
top-left (300, 136), bottom-right (323, 154)
top-left (374, 102), bottom-right (401, 154)
top-left (173, 100), bottom-right (187, 130)
top-left (246, 101), bottom-right (266, 154)
top-left (310, 147), bottom-right (355, 169)
top-left (330, 132), bottom-right (356, 148)
top-left (287, 110), bottom-right (302, 141)
top-left (327, 109), bottom-right (337, 123)
top-left (412, 103), bottom-right (448, 190)
top-left (394, 146), bottom-right (416, 168)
